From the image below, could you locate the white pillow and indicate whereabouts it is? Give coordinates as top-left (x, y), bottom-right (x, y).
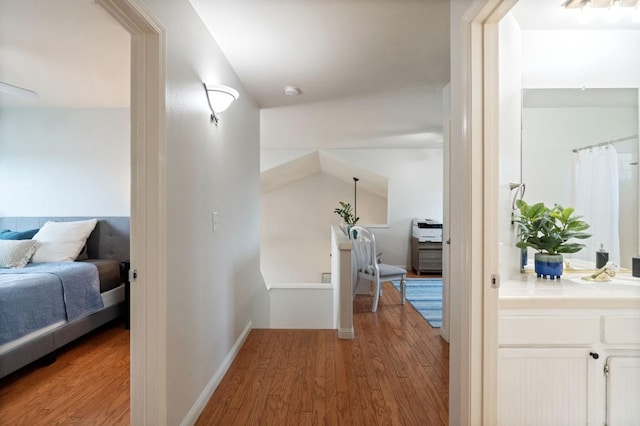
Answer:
top-left (0, 240), bottom-right (41, 268)
top-left (32, 219), bottom-right (98, 263)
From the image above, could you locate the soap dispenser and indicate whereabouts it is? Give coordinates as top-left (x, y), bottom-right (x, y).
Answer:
top-left (596, 244), bottom-right (609, 269)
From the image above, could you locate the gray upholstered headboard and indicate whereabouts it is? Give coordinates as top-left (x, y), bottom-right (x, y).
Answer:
top-left (0, 217), bottom-right (130, 262)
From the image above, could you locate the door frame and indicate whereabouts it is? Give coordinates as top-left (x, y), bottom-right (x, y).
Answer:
top-left (97, 1), bottom-right (167, 424)
top-left (453, 0), bottom-right (516, 424)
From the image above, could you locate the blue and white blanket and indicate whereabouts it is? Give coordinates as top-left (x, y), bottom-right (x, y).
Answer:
top-left (0, 262), bottom-right (104, 345)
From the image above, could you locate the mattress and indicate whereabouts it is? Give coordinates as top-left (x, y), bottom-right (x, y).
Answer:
top-left (0, 284), bottom-right (124, 356)
top-left (0, 260), bottom-right (124, 353)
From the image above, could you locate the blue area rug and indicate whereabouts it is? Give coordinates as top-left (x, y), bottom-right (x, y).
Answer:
top-left (391, 278), bottom-right (442, 328)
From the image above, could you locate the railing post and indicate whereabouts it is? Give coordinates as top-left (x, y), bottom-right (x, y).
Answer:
top-left (331, 226), bottom-right (354, 339)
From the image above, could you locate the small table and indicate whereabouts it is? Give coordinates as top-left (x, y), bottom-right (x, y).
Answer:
top-left (411, 237), bottom-right (443, 275)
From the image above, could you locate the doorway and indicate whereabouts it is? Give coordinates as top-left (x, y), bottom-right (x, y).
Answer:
top-left (97, 0), bottom-right (166, 423)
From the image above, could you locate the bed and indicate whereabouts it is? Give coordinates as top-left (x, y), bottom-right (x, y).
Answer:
top-left (0, 217), bottom-right (130, 379)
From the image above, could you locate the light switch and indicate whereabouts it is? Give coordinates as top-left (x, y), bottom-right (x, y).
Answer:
top-left (212, 212), bottom-right (219, 231)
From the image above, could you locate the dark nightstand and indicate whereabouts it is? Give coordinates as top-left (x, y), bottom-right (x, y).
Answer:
top-left (119, 261), bottom-right (131, 329)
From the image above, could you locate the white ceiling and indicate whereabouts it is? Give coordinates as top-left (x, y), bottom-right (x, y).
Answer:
top-left (1, 0), bottom-right (637, 127)
top-left (0, 0), bottom-right (130, 109)
top-left (512, 0), bottom-right (640, 30)
top-left (190, 0), bottom-right (451, 109)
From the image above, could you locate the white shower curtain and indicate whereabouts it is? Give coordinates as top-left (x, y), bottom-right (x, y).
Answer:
top-left (573, 145), bottom-right (620, 265)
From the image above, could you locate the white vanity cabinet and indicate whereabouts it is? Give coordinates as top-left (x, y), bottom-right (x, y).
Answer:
top-left (606, 356), bottom-right (640, 426)
top-left (498, 309), bottom-right (640, 426)
top-left (601, 315), bottom-right (640, 426)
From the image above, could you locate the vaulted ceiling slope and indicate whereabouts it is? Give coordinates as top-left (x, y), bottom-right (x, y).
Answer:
top-left (261, 150), bottom-right (387, 196)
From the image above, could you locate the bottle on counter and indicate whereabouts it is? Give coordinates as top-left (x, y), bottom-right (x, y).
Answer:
top-left (596, 244), bottom-right (609, 269)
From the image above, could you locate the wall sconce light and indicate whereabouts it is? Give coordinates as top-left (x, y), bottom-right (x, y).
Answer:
top-left (203, 83), bottom-right (239, 125)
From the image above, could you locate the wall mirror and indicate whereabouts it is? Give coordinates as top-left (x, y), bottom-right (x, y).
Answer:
top-left (521, 87), bottom-right (639, 269)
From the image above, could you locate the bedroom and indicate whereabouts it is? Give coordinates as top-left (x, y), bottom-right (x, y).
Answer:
top-left (0, 0), bottom-right (132, 391)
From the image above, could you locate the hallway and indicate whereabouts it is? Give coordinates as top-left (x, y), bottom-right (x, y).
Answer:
top-left (197, 281), bottom-right (449, 425)
top-left (0, 279), bottom-right (448, 425)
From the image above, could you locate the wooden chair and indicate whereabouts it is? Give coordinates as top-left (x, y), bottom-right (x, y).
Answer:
top-left (350, 226), bottom-right (406, 312)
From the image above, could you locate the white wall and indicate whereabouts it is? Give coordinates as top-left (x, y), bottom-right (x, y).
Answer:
top-left (329, 149), bottom-right (443, 267)
top-left (137, 0), bottom-right (269, 423)
top-left (261, 148), bottom-right (443, 275)
top-left (0, 108), bottom-right (130, 216)
top-left (523, 107), bottom-right (637, 206)
top-left (261, 171), bottom-right (386, 284)
top-left (259, 68), bottom-right (445, 278)
top-left (498, 13), bottom-right (523, 280)
top-left (269, 284), bottom-right (334, 328)
top-left (522, 30), bottom-right (640, 89)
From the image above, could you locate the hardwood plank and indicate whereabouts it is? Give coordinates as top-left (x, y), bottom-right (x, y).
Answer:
top-left (312, 375), bottom-right (326, 425)
top-left (299, 333), bottom-right (315, 412)
top-left (1, 274), bottom-right (449, 425)
top-left (335, 391), bottom-right (352, 425)
top-left (0, 320), bottom-right (130, 426)
top-left (259, 395), bottom-right (285, 426)
top-left (314, 331), bottom-right (326, 378)
top-left (333, 340), bottom-right (349, 393)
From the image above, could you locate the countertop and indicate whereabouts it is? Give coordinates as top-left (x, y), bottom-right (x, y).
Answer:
top-left (499, 272), bottom-right (640, 310)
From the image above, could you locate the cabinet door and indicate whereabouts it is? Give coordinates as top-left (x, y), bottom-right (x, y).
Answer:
top-left (607, 356), bottom-right (640, 426)
top-left (498, 348), bottom-right (589, 426)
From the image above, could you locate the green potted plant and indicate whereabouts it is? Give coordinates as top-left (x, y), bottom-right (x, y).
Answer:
top-left (514, 200), bottom-right (591, 280)
top-left (333, 201), bottom-right (359, 237)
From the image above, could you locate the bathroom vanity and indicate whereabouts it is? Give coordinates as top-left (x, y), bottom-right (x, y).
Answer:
top-left (498, 273), bottom-right (640, 426)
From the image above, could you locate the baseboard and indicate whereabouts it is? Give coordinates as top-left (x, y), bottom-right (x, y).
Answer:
top-left (180, 320), bottom-right (253, 426)
top-left (338, 327), bottom-right (354, 339)
top-left (440, 327), bottom-right (450, 343)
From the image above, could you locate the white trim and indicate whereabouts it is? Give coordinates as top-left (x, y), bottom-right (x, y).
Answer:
top-left (96, 1), bottom-right (167, 424)
top-left (180, 321), bottom-right (253, 426)
top-left (332, 226), bottom-right (355, 339)
top-left (441, 112), bottom-right (451, 343)
top-left (267, 282), bottom-right (333, 290)
top-left (481, 17), bottom-right (500, 426)
top-left (451, 1), bottom-right (516, 424)
top-left (473, 1), bottom-right (517, 424)
top-left (479, 3), bottom-right (519, 424)
top-left (337, 327), bottom-right (355, 339)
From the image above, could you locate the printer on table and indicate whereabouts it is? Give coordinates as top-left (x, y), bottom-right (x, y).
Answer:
top-left (412, 218), bottom-right (443, 243)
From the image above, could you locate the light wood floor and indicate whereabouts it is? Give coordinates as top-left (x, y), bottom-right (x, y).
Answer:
top-left (197, 278), bottom-right (449, 425)
top-left (0, 276), bottom-right (448, 425)
top-left (0, 320), bottom-right (130, 425)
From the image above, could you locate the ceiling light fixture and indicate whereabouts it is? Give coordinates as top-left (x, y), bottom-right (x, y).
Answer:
top-left (203, 83), bottom-right (239, 125)
top-left (284, 86), bottom-right (303, 96)
top-left (608, 0), bottom-right (622, 20)
top-left (0, 82), bottom-right (39, 100)
top-left (565, 0), bottom-right (640, 9)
